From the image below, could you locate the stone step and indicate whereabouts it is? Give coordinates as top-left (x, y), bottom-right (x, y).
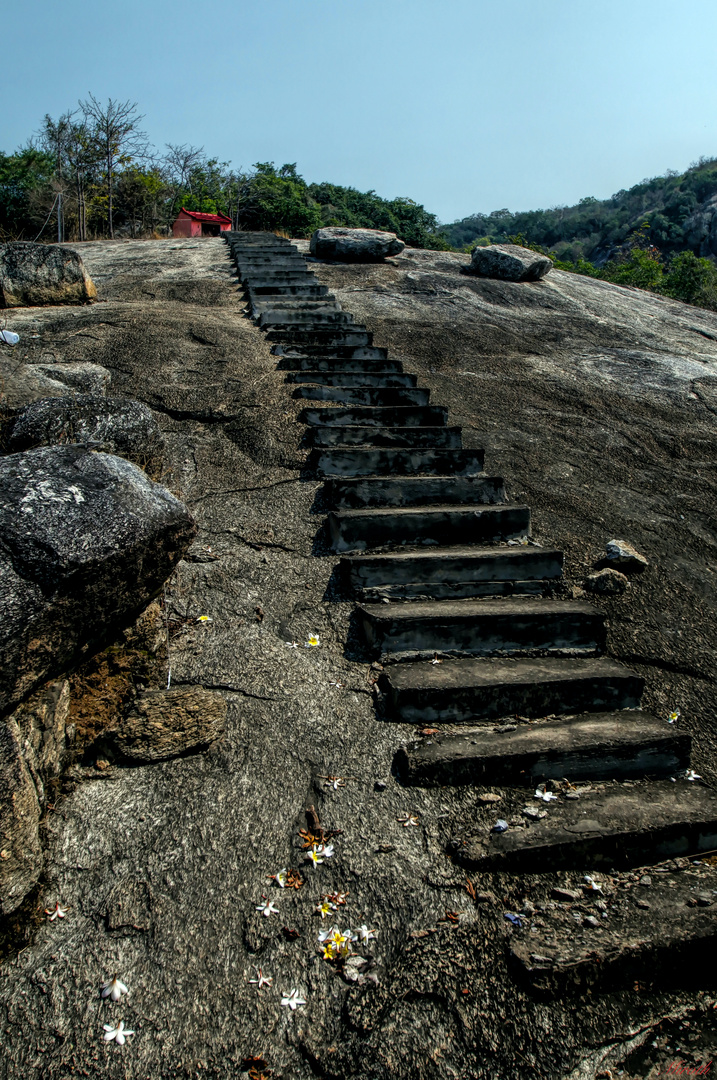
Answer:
top-left (241, 272), bottom-right (315, 284)
top-left (288, 371), bottom-right (418, 388)
top-left (266, 329), bottom-right (373, 346)
top-left (343, 544), bottom-right (561, 589)
top-left (301, 405), bottom-right (447, 427)
top-left (396, 711), bottom-right (690, 787)
top-left (325, 474), bottom-right (504, 508)
top-left (275, 345), bottom-right (388, 360)
top-left (248, 284), bottom-right (330, 297)
top-left (311, 447), bottom-right (484, 479)
top-left (260, 315), bottom-right (356, 330)
top-left (238, 262), bottom-right (309, 275)
top-left (449, 780), bottom-right (717, 873)
top-left (327, 503), bottom-right (529, 552)
top-left (509, 859), bottom-right (717, 995)
top-left (296, 386), bottom-right (431, 407)
top-left (251, 298), bottom-right (342, 314)
top-left (359, 598), bottom-right (605, 660)
top-left (312, 426), bottom-right (461, 449)
top-left (379, 656), bottom-right (645, 724)
top-left (281, 357), bottom-right (404, 373)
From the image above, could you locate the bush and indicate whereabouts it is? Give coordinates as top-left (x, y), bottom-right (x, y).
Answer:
top-left (662, 250), bottom-right (717, 309)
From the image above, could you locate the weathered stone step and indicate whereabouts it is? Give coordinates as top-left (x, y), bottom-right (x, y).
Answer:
top-left (449, 780), bottom-right (717, 873)
top-left (325, 474), bottom-right (504, 508)
top-left (311, 447), bottom-right (483, 479)
top-left (509, 859), bottom-right (717, 995)
top-left (343, 544), bottom-right (560, 588)
top-left (396, 711), bottom-right (690, 787)
top-left (379, 656), bottom-right (645, 724)
top-left (359, 598), bottom-right (605, 660)
top-left (281, 357), bottom-right (404, 373)
top-left (313, 426), bottom-right (461, 448)
top-left (276, 345), bottom-right (388, 360)
top-left (288, 371), bottom-right (418, 388)
top-left (248, 284), bottom-right (330, 297)
top-left (266, 329), bottom-right (372, 346)
top-left (251, 298), bottom-right (342, 314)
top-left (241, 272), bottom-right (315, 285)
top-left (259, 311), bottom-right (354, 329)
top-left (296, 386), bottom-right (431, 407)
top-left (302, 405), bottom-right (446, 427)
top-left (328, 503), bottom-right (529, 552)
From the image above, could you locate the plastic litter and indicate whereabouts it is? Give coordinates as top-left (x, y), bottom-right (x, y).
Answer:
top-left (0, 330), bottom-right (19, 346)
top-left (492, 819), bottom-right (509, 833)
top-left (503, 912), bottom-right (525, 926)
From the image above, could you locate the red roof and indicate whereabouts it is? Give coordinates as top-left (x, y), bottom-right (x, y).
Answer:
top-left (177, 207), bottom-right (232, 224)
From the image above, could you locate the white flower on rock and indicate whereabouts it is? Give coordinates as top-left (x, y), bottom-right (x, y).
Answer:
top-left (316, 898), bottom-right (336, 918)
top-left (281, 989), bottom-right (306, 1010)
top-left (256, 898), bottom-right (279, 916)
top-left (305, 634), bottom-right (320, 648)
top-left (534, 786), bottom-right (558, 803)
top-left (103, 1020), bottom-right (134, 1044)
top-left (685, 769), bottom-right (702, 782)
top-left (285, 641), bottom-right (299, 649)
top-left (249, 968), bottom-right (272, 989)
top-left (668, 709), bottom-right (681, 724)
top-left (270, 868), bottom-right (288, 888)
top-left (356, 924), bottom-right (377, 944)
top-left (307, 843), bottom-right (334, 867)
top-left (101, 976), bottom-right (128, 1001)
top-left (398, 814), bottom-right (420, 827)
top-left (45, 902), bottom-right (67, 921)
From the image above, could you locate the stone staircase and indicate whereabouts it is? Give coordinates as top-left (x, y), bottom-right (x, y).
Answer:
top-left (226, 231), bottom-right (717, 989)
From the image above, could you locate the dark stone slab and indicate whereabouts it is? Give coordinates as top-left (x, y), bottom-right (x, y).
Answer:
top-left (359, 597), bottom-right (605, 658)
top-left (396, 710), bottom-right (690, 786)
top-left (380, 656), bottom-right (644, 723)
top-left (507, 859), bottom-right (717, 995)
top-left (450, 780), bottom-right (717, 872)
top-left (328, 503), bottom-right (529, 552)
top-left (312, 426), bottom-right (461, 449)
top-left (313, 446), bottom-right (482, 479)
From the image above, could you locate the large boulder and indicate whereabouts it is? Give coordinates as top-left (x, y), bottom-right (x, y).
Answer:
top-left (7, 394), bottom-right (165, 475)
top-left (0, 445), bottom-right (196, 717)
top-left (310, 227), bottom-right (405, 262)
top-left (0, 243), bottom-right (97, 307)
top-left (468, 243), bottom-right (553, 282)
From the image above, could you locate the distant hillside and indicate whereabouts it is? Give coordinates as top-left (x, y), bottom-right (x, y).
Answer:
top-left (442, 157), bottom-right (717, 264)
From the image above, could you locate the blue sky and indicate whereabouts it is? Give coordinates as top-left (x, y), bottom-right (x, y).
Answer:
top-left (3, 0), bottom-right (716, 223)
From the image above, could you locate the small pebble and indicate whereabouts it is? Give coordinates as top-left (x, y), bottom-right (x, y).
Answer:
top-left (639, 875), bottom-right (652, 888)
top-left (584, 915), bottom-right (600, 928)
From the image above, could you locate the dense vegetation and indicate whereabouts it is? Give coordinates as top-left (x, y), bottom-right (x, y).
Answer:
top-left (0, 99), bottom-right (448, 248)
top-left (443, 157), bottom-right (717, 264)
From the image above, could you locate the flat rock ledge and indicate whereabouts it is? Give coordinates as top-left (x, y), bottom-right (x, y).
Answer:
top-left (103, 686), bottom-right (227, 763)
top-left (468, 243), bottom-right (553, 281)
top-left (310, 227), bottom-right (405, 262)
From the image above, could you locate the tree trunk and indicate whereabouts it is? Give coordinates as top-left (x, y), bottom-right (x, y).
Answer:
top-left (107, 150), bottom-right (114, 239)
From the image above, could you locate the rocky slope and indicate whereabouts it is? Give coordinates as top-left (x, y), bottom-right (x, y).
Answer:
top-left (0, 238), bottom-right (715, 1079)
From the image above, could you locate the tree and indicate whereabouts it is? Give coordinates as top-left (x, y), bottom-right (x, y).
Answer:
top-left (37, 111), bottom-right (75, 242)
top-left (0, 147), bottom-right (55, 239)
top-left (79, 95), bottom-right (147, 238)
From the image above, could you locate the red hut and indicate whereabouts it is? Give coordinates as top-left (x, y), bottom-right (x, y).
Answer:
top-left (172, 208), bottom-right (233, 237)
